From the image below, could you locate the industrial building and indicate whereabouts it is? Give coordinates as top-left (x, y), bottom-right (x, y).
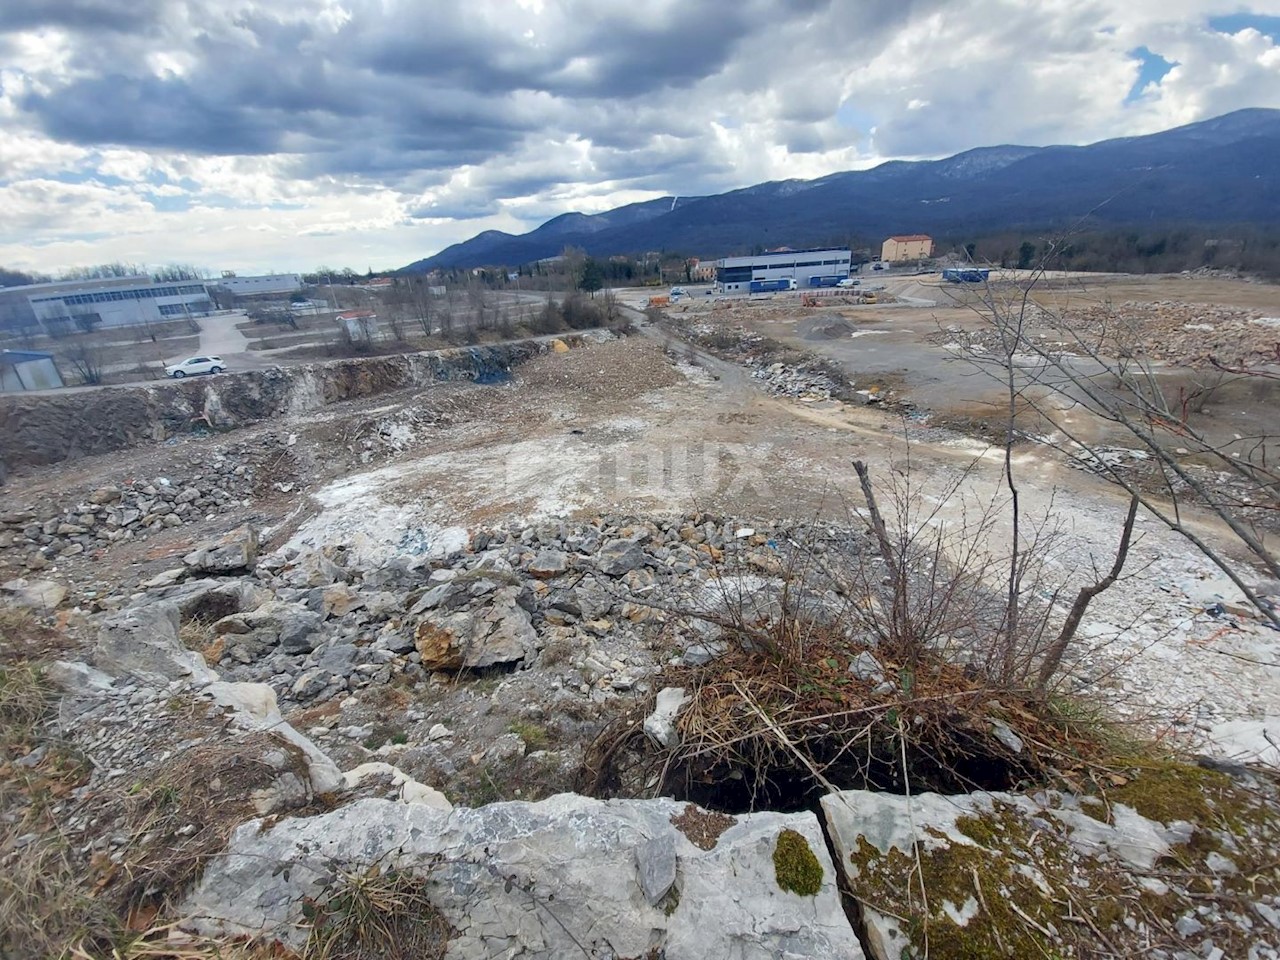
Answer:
top-left (714, 248), bottom-right (852, 293)
top-left (211, 272), bottom-right (303, 296)
top-left (880, 235), bottom-right (935, 262)
top-left (19, 276), bottom-right (213, 330)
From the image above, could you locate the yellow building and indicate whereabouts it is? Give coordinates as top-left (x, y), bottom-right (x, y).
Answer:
top-left (880, 235), bottom-right (935, 262)
top-left (687, 258), bottom-right (716, 282)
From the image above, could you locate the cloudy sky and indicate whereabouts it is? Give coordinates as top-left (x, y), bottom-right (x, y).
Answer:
top-left (2, 0), bottom-right (1278, 276)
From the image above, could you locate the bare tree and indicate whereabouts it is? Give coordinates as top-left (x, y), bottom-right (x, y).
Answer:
top-left (152, 264), bottom-right (210, 282)
top-left (954, 253), bottom-right (1280, 629)
top-left (601, 288), bottom-right (621, 326)
top-left (61, 340), bottom-right (106, 385)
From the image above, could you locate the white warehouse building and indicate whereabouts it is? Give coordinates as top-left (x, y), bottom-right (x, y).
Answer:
top-left (715, 248), bottom-right (852, 293)
top-left (212, 272), bottom-right (303, 296)
top-left (24, 276), bottom-right (213, 330)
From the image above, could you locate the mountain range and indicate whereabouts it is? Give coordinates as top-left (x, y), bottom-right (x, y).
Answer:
top-left (402, 108), bottom-right (1280, 272)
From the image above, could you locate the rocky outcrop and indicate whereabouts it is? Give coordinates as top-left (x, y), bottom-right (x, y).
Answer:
top-left (184, 795), bottom-right (864, 959)
top-left (94, 603), bottom-right (217, 685)
top-left (0, 577), bottom-right (67, 610)
top-left (820, 787), bottom-right (1259, 960)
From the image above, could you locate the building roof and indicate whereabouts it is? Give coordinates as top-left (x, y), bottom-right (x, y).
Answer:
top-left (1, 349), bottom-right (55, 364)
top-left (336, 310), bottom-right (377, 321)
top-left (718, 247), bottom-right (853, 266)
top-left (8, 275), bottom-right (153, 294)
top-left (886, 234), bottom-right (933, 242)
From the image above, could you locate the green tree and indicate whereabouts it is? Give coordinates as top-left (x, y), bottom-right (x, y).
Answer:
top-left (1017, 241), bottom-right (1037, 270)
top-left (579, 258), bottom-right (605, 297)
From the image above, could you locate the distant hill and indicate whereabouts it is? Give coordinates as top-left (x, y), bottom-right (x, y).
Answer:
top-left (402, 108), bottom-right (1280, 272)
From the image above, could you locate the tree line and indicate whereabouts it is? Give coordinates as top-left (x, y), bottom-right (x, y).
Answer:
top-left (940, 225), bottom-right (1280, 277)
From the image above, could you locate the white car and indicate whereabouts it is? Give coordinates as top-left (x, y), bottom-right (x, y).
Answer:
top-left (836, 278), bottom-right (860, 288)
top-left (165, 356), bottom-right (225, 378)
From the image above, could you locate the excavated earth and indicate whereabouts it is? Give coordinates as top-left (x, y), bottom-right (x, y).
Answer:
top-left (4, 320), bottom-right (1280, 959)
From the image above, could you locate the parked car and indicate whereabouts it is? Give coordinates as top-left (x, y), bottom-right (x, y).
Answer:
top-left (165, 356), bottom-right (225, 378)
top-left (836, 278), bottom-right (860, 287)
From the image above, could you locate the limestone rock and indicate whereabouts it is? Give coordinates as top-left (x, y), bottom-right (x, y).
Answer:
top-left (216, 601), bottom-right (321, 654)
top-left (635, 833), bottom-right (678, 906)
top-left (184, 525), bottom-right (259, 573)
top-left (596, 539), bottom-right (647, 576)
top-left (849, 651), bottom-right (885, 684)
top-left (88, 486), bottom-right (122, 505)
top-left (484, 733), bottom-right (527, 765)
top-left (291, 669), bottom-right (332, 700)
top-left (821, 788), bottom-right (1188, 960)
top-left (45, 660), bottom-right (116, 696)
top-left (527, 550), bottom-right (570, 579)
top-left (321, 583), bottom-right (365, 619)
top-left (643, 687), bottom-right (688, 749)
top-left (94, 604), bottom-right (216, 685)
top-left (289, 551), bottom-right (347, 588)
top-left (414, 587), bottom-right (535, 670)
top-left (343, 762), bottom-right (452, 809)
top-left (140, 568), bottom-right (187, 589)
top-left (184, 795), bottom-right (863, 959)
top-left (1, 578), bottom-right (67, 610)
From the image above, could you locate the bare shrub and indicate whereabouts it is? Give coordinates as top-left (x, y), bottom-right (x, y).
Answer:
top-left (530, 296), bottom-right (563, 335)
top-left (560, 292), bottom-right (603, 331)
top-left (61, 339), bottom-right (106, 384)
top-left (582, 441), bottom-right (1143, 812)
top-left (953, 256), bottom-right (1280, 627)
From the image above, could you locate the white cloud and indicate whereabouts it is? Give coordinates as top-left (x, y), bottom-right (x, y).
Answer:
top-left (0, 0), bottom-right (1276, 273)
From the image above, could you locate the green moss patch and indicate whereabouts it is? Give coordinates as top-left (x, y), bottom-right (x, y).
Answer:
top-left (841, 769), bottom-right (1280, 960)
top-left (773, 828), bottom-right (823, 896)
top-left (847, 805), bottom-right (1075, 960)
top-left (1101, 760), bottom-right (1231, 825)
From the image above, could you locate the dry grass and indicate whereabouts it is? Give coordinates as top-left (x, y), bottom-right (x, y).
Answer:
top-left (0, 672), bottom-right (322, 960)
top-left (179, 619), bottom-right (223, 664)
top-left (0, 603), bottom-right (79, 664)
top-left (303, 866), bottom-right (452, 960)
top-left (0, 611), bottom-right (442, 960)
top-left (0, 659), bottom-right (49, 745)
top-left (580, 631), bottom-right (1078, 814)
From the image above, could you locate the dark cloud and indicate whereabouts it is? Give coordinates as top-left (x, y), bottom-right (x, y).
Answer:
top-left (406, 196), bottom-right (502, 220)
top-left (24, 74), bottom-right (283, 154)
top-left (12, 0), bottom-right (1251, 233)
top-left (11, 0), bottom-right (859, 190)
top-left (0, 0), bottom-right (163, 33)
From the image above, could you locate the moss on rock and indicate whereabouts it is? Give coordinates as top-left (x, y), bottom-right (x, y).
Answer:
top-left (773, 828), bottom-right (823, 896)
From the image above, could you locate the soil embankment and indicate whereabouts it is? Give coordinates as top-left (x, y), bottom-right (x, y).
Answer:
top-left (0, 338), bottom-right (562, 472)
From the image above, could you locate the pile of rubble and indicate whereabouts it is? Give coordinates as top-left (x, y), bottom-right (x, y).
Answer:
top-left (11, 505), bottom-right (1280, 959)
top-left (750, 360), bottom-right (850, 401)
top-left (1060, 299), bottom-right (1273, 364)
top-left (0, 458), bottom-right (257, 572)
top-left (159, 514), bottom-right (830, 709)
